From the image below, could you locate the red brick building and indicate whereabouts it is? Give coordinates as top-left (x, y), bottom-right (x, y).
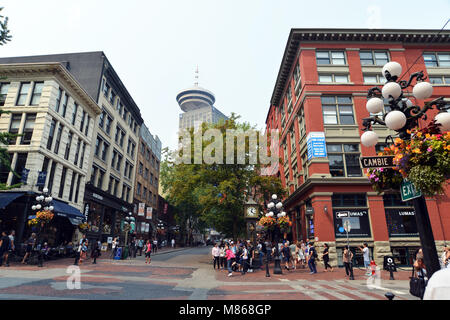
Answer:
top-left (265, 29), bottom-right (450, 267)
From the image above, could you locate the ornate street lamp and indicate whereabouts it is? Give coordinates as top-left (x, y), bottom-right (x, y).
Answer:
top-left (360, 61), bottom-right (449, 278)
top-left (264, 194), bottom-right (286, 275)
top-left (30, 187), bottom-right (54, 267)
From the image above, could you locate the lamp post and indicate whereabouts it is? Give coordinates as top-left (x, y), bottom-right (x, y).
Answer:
top-left (31, 187), bottom-right (54, 267)
top-left (265, 194), bottom-right (286, 275)
top-left (360, 61), bottom-right (449, 278)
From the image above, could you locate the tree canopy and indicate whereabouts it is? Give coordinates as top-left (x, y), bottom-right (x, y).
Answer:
top-left (160, 114), bottom-right (285, 241)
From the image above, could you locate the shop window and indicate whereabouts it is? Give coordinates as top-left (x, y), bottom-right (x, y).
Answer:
top-left (333, 193), bottom-right (371, 238)
top-left (384, 193), bottom-right (418, 237)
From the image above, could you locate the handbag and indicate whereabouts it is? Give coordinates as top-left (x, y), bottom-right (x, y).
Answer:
top-left (409, 267), bottom-right (427, 299)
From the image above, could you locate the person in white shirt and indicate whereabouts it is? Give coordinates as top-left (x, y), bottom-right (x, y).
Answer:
top-left (423, 267), bottom-right (450, 300)
top-left (359, 243), bottom-right (371, 276)
top-left (211, 243), bottom-right (220, 270)
top-left (171, 239), bottom-right (175, 248)
top-left (153, 239), bottom-right (158, 253)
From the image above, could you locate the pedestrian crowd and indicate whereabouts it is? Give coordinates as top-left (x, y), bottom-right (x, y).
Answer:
top-left (211, 239), bottom-right (335, 277)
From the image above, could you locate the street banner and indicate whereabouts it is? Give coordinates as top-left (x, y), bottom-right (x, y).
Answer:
top-left (36, 171), bottom-right (47, 186)
top-left (146, 207), bottom-right (153, 220)
top-left (138, 203), bottom-right (145, 216)
top-left (21, 168), bottom-right (30, 184)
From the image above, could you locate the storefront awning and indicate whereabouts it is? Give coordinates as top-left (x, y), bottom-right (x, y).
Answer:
top-left (53, 200), bottom-right (84, 221)
top-left (0, 192), bottom-right (25, 209)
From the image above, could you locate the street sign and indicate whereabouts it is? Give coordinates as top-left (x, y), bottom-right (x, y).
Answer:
top-left (343, 220), bottom-right (351, 233)
top-left (401, 180), bottom-right (422, 202)
top-left (307, 132), bottom-right (327, 160)
top-left (360, 156), bottom-right (395, 168)
top-left (336, 211), bottom-right (350, 219)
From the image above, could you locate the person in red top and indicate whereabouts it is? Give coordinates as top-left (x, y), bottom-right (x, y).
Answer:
top-left (225, 243), bottom-right (235, 277)
top-left (145, 240), bottom-right (152, 264)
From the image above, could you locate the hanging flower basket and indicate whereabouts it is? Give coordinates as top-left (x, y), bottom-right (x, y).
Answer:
top-left (78, 222), bottom-right (90, 233)
top-left (392, 123), bottom-right (450, 195)
top-left (258, 216), bottom-right (276, 231)
top-left (366, 122), bottom-right (449, 196)
top-left (277, 216), bottom-right (292, 233)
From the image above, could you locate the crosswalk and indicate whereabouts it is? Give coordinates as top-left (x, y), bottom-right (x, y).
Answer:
top-left (237, 280), bottom-right (415, 300)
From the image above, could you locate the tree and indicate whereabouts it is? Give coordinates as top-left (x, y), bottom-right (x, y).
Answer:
top-left (0, 7), bottom-right (17, 190)
top-left (160, 114), bottom-right (286, 241)
top-left (0, 7), bottom-right (11, 46)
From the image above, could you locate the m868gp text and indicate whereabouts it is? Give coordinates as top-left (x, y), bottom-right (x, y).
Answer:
top-left (223, 305), bottom-right (271, 315)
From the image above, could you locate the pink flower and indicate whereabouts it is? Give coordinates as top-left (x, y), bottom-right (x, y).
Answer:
top-left (427, 147), bottom-right (432, 152)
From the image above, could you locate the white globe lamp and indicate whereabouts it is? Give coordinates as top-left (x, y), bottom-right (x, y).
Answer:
top-left (361, 131), bottom-right (379, 147)
top-left (43, 188), bottom-right (49, 193)
top-left (49, 206), bottom-right (54, 211)
top-left (366, 98), bottom-right (384, 114)
top-left (32, 205), bottom-right (36, 210)
top-left (413, 82), bottom-right (433, 100)
top-left (276, 202), bottom-right (283, 209)
top-left (267, 202), bottom-right (274, 209)
top-left (268, 212), bottom-right (274, 217)
top-left (382, 62), bottom-right (402, 78)
top-left (385, 111), bottom-right (407, 130)
top-left (36, 204), bottom-right (42, 210)
top-left (382, 82), bottom-right (402, 99)
top-left (435, 112), bottom-right (450, 132)
top-left (271, 194), bottom-right (277, 200)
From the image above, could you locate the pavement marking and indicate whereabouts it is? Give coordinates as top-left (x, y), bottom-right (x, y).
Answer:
top-left (289, 284), bottom-right (330, 300)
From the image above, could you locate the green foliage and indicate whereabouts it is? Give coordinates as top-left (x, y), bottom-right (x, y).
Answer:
top-left (0, 7), bottom-right (11, 46)
top-left (160, 114), bottom-right (286, 241)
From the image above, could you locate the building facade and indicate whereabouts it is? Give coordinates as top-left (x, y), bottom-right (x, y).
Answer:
top-left (0, 62), bottom-right (101, 245)
top-left (0, 52), bottom-right (145, 245)
top-left (133, 123), bottom-right (161, 239)
top-left (265, 29), bottom-right (450, 267)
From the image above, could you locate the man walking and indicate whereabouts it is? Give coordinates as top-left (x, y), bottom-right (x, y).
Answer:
top-left (171, 238), bottom-right (175, 248)
top-left (308, 242), bottom-right (318, 274)
top-left (212, 243), bottom-right (220, 270)
top-left (359, 243), bottom-right (371, 276)
top-left (153, 239), bottom-right (158, 253)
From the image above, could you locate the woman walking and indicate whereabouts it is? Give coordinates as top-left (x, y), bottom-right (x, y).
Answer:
top-left (212, 243), bottom-right (220, 270)
top-left (145, 240), bottom-right (152, 264)
top-left (343, 246), bottom-right (353, 278)
top-left (225, 243), bottom-right (235, 277)
top-left (21, 233), bottom-right (36, 264)
top-left (289, 241), bottom-right (297, 270)
top-left (322, 243), bottom-right (333, 272)
top-left (79, 239), bottom-right (88, 264)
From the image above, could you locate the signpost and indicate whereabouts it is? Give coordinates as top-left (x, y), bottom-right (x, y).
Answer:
top-left (401, 180), bottom-right (422, 202)
top-left (360, 156), bottom-right (395, 168)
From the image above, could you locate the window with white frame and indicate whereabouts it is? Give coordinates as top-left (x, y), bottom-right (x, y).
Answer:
top-left (321, 96), bottom-right (355, 125)
top-left (423, 52), bottom-right (450, 67)
top-left (316, 51), bottom-right (346, 65)
top-left (359, 50), bottom-right (389, 66)
top-left (429, 76), bottom-right (450, 85)
top-left (318, 74), bottom-right (349, 83)
top-left (327, 144), bottom-right (362, 177)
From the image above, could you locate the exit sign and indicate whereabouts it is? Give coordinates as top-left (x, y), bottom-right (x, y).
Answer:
top-left (401, 180), bottom-right (422, 202)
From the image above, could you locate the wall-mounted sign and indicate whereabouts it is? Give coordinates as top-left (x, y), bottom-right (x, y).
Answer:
top-left (92, 193), bottom-right (103, 201)
top-left (401, 180), bottom-right (422, 202)
top-left (306, 207), bottom-right (314, 215)
top-left (138, 203), bottom-right (145, 216)
top-left (307, 132), bottom-right (327, 160)
top-left (84, 204), bottom-right (89, 221)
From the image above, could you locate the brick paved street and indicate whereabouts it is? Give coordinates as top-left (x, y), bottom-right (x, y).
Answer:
top-left (0, 246), bottom-right (418, 300)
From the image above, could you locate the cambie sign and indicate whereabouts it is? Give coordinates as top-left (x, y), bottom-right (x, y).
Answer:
top-left (360, 155), bottom-right (395, 168)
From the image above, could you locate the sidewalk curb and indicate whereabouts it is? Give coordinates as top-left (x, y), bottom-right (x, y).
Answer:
top-left (152, 247), bottom-right (192, 256)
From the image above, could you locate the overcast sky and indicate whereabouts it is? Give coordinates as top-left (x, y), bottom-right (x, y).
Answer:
top-left (1, 0), bottom-right (449, 150)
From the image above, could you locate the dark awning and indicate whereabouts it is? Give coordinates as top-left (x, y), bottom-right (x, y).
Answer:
top-left (53, 200), bottom-right (84, 222)
top-left (0, 192), bottom-right (25, 209)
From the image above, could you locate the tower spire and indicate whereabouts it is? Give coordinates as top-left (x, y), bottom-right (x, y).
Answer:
top-left (194, 65), bottom-right (199, 86)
